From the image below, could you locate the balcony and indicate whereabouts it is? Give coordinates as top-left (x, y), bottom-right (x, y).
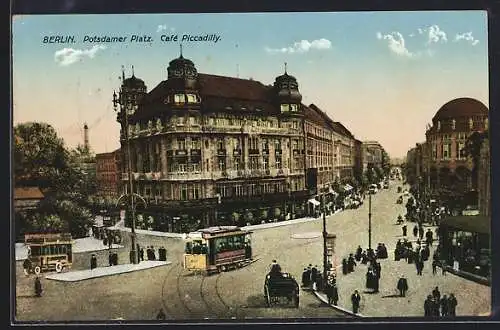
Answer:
top-left (249, 149), bottom-right (259, 155)
top-left (233, 149), bottom-right (242, 156)
top-left (217, 149), bottom-right (227, 156)
top-left (262, 148), bottom-right (269, 155)
top-left (175, 149), bottom-right (188, 156)
top-left (190, 149), bottom-right (201, 157)
top-left (164, 172), bottom-right (212, 181)
top-left (275, 149), bottom-right (282, 155)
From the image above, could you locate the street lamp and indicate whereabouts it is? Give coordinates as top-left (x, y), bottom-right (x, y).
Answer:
top-left (368, 191), bottom-right (372, 252)
top-left (113, 89), bottom-right (140, 264)
top-left (321, 194), bottom-right (328, 284)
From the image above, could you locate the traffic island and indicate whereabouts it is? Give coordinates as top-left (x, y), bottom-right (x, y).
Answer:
top-left (45, 260), bottom-right (171, 282)
top-left (311, 289), bottom-right (364, 317)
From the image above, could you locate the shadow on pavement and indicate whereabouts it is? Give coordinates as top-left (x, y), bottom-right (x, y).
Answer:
top-left (381, 294), bottom-right (403, 298)
top-left (245, 294), bottom-right (266, 308)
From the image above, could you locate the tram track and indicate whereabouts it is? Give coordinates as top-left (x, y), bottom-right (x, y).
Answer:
top-left (199, 272), bottom-right (233, 319)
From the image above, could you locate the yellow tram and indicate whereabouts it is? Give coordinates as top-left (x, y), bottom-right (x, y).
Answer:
top-left (183, 226), bottom-right (253, 274)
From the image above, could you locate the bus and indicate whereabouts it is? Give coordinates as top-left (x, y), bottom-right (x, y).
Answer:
top-left (24, 233), bottom-right (74, 275)
top-left (183, 226), bottom-right (253, 274)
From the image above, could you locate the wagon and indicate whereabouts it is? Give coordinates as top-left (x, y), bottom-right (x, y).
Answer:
top-left (264, 272), bottom-right (299, 308)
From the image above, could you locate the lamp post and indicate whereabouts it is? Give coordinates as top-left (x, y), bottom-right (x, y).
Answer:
top-left (368, 191), bottom-right (372, 251)
top-left (113, 89), bottom-right (140, 264)
top-left (322, 194), bottom-right (328, 285)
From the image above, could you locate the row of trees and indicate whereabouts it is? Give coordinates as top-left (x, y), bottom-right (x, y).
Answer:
top-left (14, 122), bottom-right (100, 240)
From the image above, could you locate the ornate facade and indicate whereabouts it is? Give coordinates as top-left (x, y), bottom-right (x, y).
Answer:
top-left (114, 54), bottom-right (362, 232)
top-left (96, 149), bottom-right (122, 197)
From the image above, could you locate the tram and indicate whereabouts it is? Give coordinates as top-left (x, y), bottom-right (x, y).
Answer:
top-left (183, 226), bottom-right (253, 274)
top-left (24, 233), bottom-right (74, 275)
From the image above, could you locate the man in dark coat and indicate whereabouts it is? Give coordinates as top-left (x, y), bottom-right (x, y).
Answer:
top-left (416, 258), bottom-right (424, 275)
top-left (311, 265), bottom-right (318, 283)
top-left (426, 229), bottom-right (434, 247)
top-left (432, 286), bottom-right (441, 301)
top-left (432, 259), bottom-right (438, 275)
top-left (413, 225), bottom-right (418, 237)
top-left (402, 225), bottom-right (407, 237)
top-left (347, 254), bottom-right (356, 273)
top-left (301, 268), bottom-right (309, 287)
top-left (156, 308), bottom-right (166, 320)
top-left (331, 285), bottom-right (339, 305)
top-left (351, 290), bottom-right (361, 314)
top-left (424, 295), bottom-right (433, 317)
top-left (397, 275), bottom-right (409, 297)
top-left (139, 247), bottom-right (144, 261)
top-left (440, 295), bottom-right (449, 316)
top-left (419, 226), bottom-right (424, 240)
top-left (34, 277), bottom-right (42, 297)
top-left (355, 245), bottom-right (362, 261)
top-left (342, 259), bottom-right (348, 274)
top-left (448, 294), bottom-right (458, 316)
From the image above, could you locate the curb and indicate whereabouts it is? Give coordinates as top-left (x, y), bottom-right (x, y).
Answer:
top-left (311, 289), bottom-right (364, 317)
top-left (45, 261), bottom-right (172, 282)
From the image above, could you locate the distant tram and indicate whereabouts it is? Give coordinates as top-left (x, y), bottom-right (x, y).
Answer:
top-left (183, 226), bottom-right (253, 274)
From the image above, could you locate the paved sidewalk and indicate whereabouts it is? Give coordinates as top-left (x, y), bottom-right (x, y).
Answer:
top-left (318, 232), bottom-right (490, 317)
top-left (45, 260), bottom-right (171, 282)
top-left (312, 289), bottom-right (363, 317)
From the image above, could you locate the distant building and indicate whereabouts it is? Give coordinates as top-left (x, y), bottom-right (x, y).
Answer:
top-left (362, 141), bottom-right (384, 171)
top-left (424, 97), bottom-right (488, 192)
top-left (96, 149), bottom-right (122, 197)
top-left (14, 187), bottom-right (44, 212)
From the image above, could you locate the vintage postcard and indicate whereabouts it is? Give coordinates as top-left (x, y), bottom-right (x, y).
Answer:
top-left (12, 11), bottom-right (491, 322)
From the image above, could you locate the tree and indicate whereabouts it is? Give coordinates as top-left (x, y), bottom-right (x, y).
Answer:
top-left (14, 122), bottom-right (95, 239)
top-left (381, 150), bottom-right (391, 175)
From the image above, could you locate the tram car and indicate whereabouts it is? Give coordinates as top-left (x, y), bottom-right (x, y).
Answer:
top-left (264, 271), bottom-right (300, 308)
top-left (183, 226), bottom-right (253, 274)
top-left (23, 233), bottom-right (74, 275)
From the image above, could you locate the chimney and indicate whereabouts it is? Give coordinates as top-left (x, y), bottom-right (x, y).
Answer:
top-left (83, 123), bottom-right (89, 150)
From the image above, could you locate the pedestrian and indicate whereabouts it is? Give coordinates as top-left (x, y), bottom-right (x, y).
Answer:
top-left (347, 254), bottom-right (356, 273)
top-left (34, 276), bottom-right (42, 297)
top-left (440, 295), bottom-right (449, 316)
top-left (419, 226), bottom-right (424, 240)
top-left (23, 258), bottom-right (32, 277)
top-left (426, 229), bottom-right (433, 247)
top-left (301, 268), bottom-right (309, 287)
top-left (397, 275), bottom-right (409, 297)
top-left (432, 286), bottom-right (441, 301)
top-left (448, 293), bottom-right (458, 316)
top-left (432, 259), bottom-right (438, 275)
top-left (355, 245), bottom-right (362, 261)
top-left (332, 285), bottom-right (339, 306)
top-left (432, 297), bottom-right (441, 316)
top-left (156, 308), bottom-right (166, 320)
top-left (417, 259), bottom-right (424, 276)
top-left (402, 225), bottom-right (407, 237)
top-left (351, 290), bottom-right (361, 314)
top-left (140, 247), bottom-right (144, 261)
top-left (151, 246), bottom-right (157, 260)
top-left (375, 261), bottom-right (381, 279)
top-left (441, 261), bottom-right (447, 275)
top-left (413, 225), bottom-right (418, 237)
top-left (424, 295), bottom-right (433, 317)
top-left (90, 254), bottom-right (97, 270)
top-left (311, 265), bottom-right (318, 284)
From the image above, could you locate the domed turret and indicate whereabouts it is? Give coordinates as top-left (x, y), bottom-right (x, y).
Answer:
top-left (167, 45), bottom-right (198, 89)
top-left (274, 63), bottom-right (302, 114)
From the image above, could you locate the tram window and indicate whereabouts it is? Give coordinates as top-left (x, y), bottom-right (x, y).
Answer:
top-left (185, 242), bottom-right (193, 254)
top-left (30, 246), bottom-right (41, 256)
top-left (215, 235), bottom-right (246, 253)
top-left (42, 246), bottom-right (50, 255)
top-left (192, 240), bottom-right (203, 254)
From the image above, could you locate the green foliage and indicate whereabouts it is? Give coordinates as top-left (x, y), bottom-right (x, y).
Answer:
top-left (14, 122), bottom-right (97, 239)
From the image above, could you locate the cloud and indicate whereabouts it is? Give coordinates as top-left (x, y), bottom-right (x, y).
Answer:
top-left (376, 31), bottom-right (414, 57)
top-left (157, 24), bottom-right (175, 33)
top-left (426, 25), bottom-right (447, 44)
top-left (454, 32), bottom-right (480, 46)
top-left (265, 38), bottom-right (332, 54)
top-left (54, 45), bottom-right (107, 66)
top-left (409, 33), bottom-right (415, 37)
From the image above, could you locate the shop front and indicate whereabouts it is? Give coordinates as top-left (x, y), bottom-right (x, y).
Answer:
top-left (439, 215), bottom-right (490, 283)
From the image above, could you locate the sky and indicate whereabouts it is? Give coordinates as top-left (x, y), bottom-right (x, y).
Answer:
top-left (12, 11), bottom-right (489, 159)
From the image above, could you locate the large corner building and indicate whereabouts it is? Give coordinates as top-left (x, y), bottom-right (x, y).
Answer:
top-left (114, 54), bottom-right (364, 232)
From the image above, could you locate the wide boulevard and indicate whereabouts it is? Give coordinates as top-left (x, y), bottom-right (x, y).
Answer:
top-left (15, 180), bottom-right (490, 321)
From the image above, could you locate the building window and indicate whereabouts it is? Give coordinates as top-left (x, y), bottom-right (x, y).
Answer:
top-left (217, 138), bottom-right (225, 150)
top-left (469, 118), bottom-right (474, 130)
top-left (280, 104), bottom-right (289, 113)
top-left (485, 118), bottom-right (489, 130)
top-left (234, 157), bottom-right (241, 170)
top-left (443, 144), bottom-right (450, 159)
top-left (276, 157), bottom-right (282, 169)
top-left (191, 138), bottom-right (201, 149)
top-left (249, 156), bottom-right (259, 170)
top-left (458, 142), bottom-right (466, 159)
top-left (186, 94), bottom-right (197, 103)
top-left (275, 139), bottom-right (281, 151)
top-left (249, 137), bottom-right (259, 150)
top-left (290, 104), bottom-right (298, 112)
top-left (235, 185), bottom-right (244, 196)
top-left (180, 184), bottom-right (188, 200)
top-left (262, 139), bottom-right (269, 151)
top-left (178, 163), bottom-right (187, 172)
top-left (218, 158), bottom-right (226, 171)
top-left (263, 157), bottom-right (269, 169)
top-left (452, 119), bottom-right (456, 130)
top-left (437, 121), bottom-right (441, 131)
top-left (174, 94), bottom-right (185, 104)
top-left (177, 138), bottom-right (186, 150)
top-left (216, 185), bottom-right (228, 197)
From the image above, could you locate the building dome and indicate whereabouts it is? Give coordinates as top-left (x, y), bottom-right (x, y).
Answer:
top-left (123, 74), bottom-right (146, 89)
top-left (167, 54), bottom-right (198, 81)
top-left (273, 67), bottom-right (302, 103)
top-left (433, 98), bottom-right (488, 121)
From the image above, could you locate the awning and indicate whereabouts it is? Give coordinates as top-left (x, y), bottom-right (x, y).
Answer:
top-left (308, 198), bottom-right (320, 206)
top-left (344, 184), bottom-right (354, 191)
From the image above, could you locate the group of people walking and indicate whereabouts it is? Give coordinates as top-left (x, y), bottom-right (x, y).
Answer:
top-left (301, 264), bottom-right (324, 291)
top-left (139, 246), bottom-right (167, 261)
top-left (424, 286), bottom-right (458, 317)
